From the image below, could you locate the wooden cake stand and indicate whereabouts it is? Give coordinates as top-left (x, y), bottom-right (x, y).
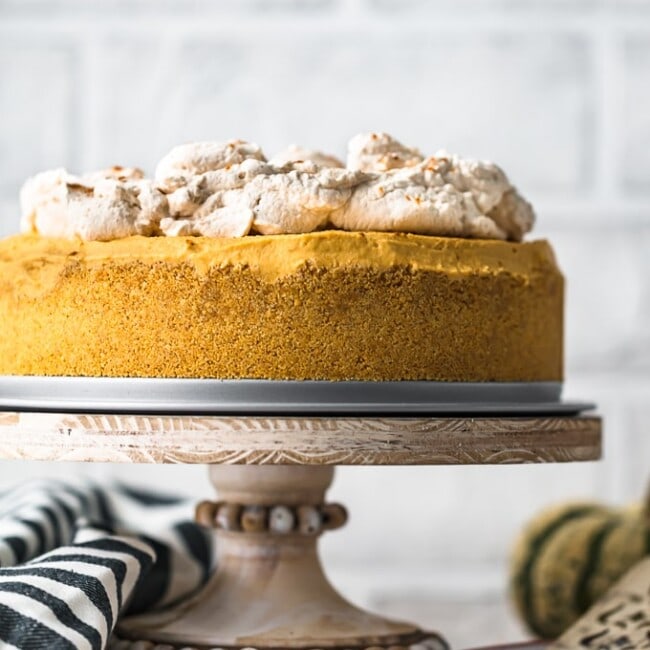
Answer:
top-left (0, 411), bottom-right (602, 650)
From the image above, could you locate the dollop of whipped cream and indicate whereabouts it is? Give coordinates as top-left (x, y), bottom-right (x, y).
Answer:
top-left (20, 133), bottom-right (535, 242)
top-left (269, 145), bottom-right (345, 169)
top-left (20, 166), bottom-right (168, 241)
top-left (155, 142), bottom-right (364, 238)
top-left (347, 132), bottom-right (423, 172)
top-left (333, 145), bottom-right (534, 241)
top-left (155, 140), bottom-right (266, 193)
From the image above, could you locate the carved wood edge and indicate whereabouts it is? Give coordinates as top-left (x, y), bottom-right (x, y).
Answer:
top-left (0, 412), bottom-right (602, 465)
top-left (108, 632), bottom-right (449, 650)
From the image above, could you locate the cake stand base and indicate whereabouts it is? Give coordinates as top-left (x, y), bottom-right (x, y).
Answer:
top-left (0, 410), bottom-right (601, 650)
top-left (113, 465), bottom-right (447, 650)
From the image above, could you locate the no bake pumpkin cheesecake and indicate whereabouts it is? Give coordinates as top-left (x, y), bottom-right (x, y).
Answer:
top-left (0, 132), bottom-right (563, 381)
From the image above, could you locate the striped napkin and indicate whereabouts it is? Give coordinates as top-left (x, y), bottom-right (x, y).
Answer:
top-left (0, 479), bottom-right (213, 649)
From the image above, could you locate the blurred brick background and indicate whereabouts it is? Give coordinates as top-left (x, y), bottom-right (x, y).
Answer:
top-left (0, 0), bottom-right (649, 646)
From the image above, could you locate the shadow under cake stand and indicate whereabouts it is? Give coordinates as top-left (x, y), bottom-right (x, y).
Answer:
top-left (0, 381), bottom-right (602, 650)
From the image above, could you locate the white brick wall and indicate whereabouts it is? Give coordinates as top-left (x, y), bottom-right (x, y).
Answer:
top-left (0, 1), bottom-right (649, 645)
top-left (623, 35), bottom-right (650, 191)
top-left (0, 42), bottom-right (78, 197)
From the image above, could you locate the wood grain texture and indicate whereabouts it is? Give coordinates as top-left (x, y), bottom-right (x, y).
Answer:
top-left (0, 411), bottom-right (601, 465)
top-left (116, 465), bottom-right (444, 649)
top-left (109, 634), bottom-right (447, 650)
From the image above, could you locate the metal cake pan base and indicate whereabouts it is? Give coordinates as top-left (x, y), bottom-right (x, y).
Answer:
top-left (0, 377), bottom-right (593, 415)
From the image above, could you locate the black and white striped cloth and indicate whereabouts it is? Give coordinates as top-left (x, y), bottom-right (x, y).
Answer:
top-left (0, 480), bottom-right (213, 649)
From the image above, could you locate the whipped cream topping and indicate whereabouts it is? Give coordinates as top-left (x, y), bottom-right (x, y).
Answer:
top-left (269, 145), bottom-right (345, 169)
top-left (161, 159), bottom-right (365, 238)
top-left (20, 168), bottom-right (168, 241)
top-left (20, 133), bottom-right (535, 242)
top-left (155, 140), bottom-right (266, 193)
top-left (347, 132), bottom-right (424, 172)
top-left (331, 168), bottom-right (503, 239)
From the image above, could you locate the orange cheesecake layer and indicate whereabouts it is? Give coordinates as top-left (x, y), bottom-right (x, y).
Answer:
top-left (0, 231), bottom-right (563, 381)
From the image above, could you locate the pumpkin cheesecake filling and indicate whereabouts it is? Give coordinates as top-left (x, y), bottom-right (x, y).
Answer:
top-left (0, 132), bottom-right (563, 381)
top-left (0, 230), bottom-right (562, 381)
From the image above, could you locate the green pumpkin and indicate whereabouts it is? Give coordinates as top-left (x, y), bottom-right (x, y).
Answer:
top-left (510, 501), bottom-right (650, 639)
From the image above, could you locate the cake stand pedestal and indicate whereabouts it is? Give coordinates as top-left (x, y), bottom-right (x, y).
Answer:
top-left (0, 412), bottom-right (602, 650)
